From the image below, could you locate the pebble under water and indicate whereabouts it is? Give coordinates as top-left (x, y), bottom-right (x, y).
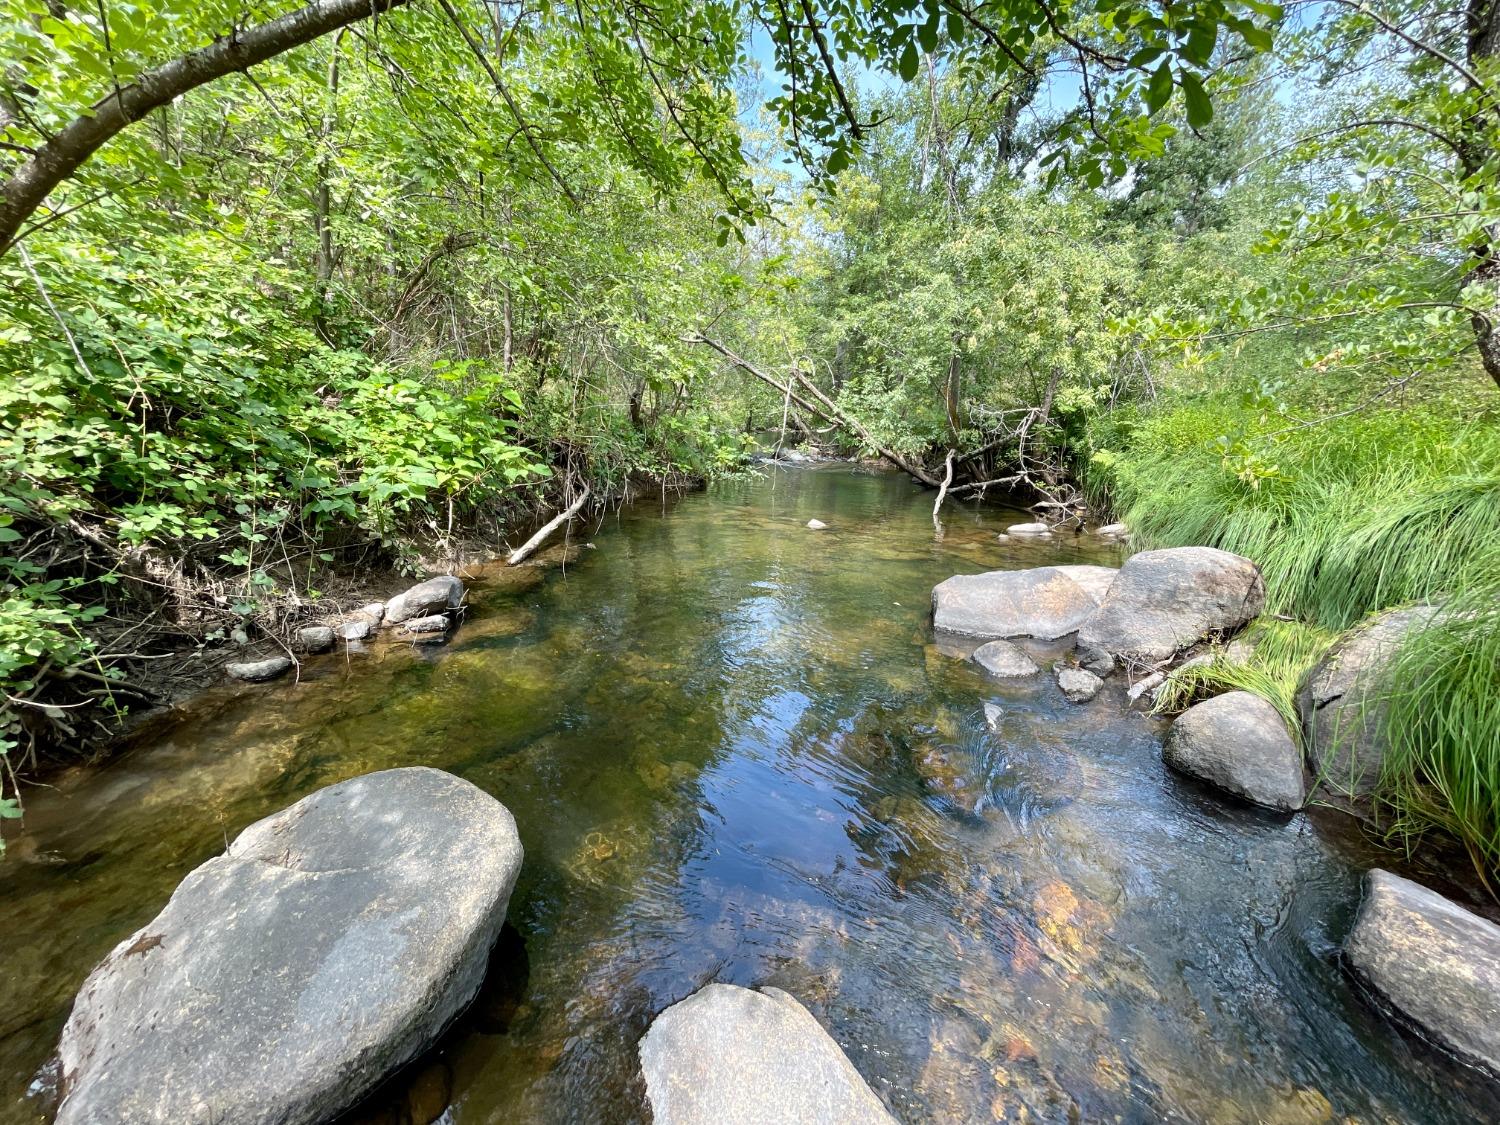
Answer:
top-left (3, 464), bottom-right (1498, 1124)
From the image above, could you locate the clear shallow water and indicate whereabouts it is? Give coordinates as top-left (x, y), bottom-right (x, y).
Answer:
top-left (3, 464), bottom-right (1498, 1124)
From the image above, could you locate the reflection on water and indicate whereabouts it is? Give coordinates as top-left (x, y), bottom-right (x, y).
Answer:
top-left (3, 464), bottom-right (1498, 1124)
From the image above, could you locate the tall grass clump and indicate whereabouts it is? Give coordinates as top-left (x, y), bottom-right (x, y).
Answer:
top-left (1153, 620), bottom-right (1338, 739)
top-left (1087, 402), bottom-right (1500, 630)
top-left (1373, 571), bottom-right (1500, 885)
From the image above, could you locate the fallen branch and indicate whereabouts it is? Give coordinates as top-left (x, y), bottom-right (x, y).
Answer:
top-left (932, 448), bottom-right (955, 529)
top-left (506, 484), bottom-right (591, 566)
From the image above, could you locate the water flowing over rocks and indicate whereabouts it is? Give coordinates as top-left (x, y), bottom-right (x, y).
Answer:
top-left (1298, 605), bottom-right (1444, 808)
top-left (1056, 666), bottom-right (1103, 704)
top-left (54, 767), bottom-right (522, 1125)
top-left (1163, 691), bottom-right (1304, 811)
top-left (638, 983), bottom-right (895, 1124)
top-left (1344, 870), bottom-right (1500, 1074)
top-left (972, 640), bottom-right (1042, 679)
top-left (225, 655), bottom-right (292, 682)
top-left (932, 565), bottom-right (1117, 640)
top-left (1076, 547), bottom-right (1264, 663)
top-left (385, 575), bottom-right (464, 625)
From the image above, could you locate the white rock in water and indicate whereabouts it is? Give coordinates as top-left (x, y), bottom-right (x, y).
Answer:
top-left (983, 702), bottom-right (1004, 731)
top-left (54, 768), bottom-right (523, 1125)
top-left (1006, 521), bottom-right (1053, 536)
top-left (806, 519), bottom-right (828, 530)
top-left (334, 619), bottom-right (371, 642)
top-left (1096, 522), bottom-right (1129, 538)
top-left (639, 984), bottom-right (895, 1124)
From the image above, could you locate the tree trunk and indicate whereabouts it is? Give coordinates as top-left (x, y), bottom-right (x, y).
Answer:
top-left (313, 31), bottom-right (345, 340)
top-left (1464, 0), bottom-right (1500, 388)
top-left (0, 0), bottom-right (411, 256)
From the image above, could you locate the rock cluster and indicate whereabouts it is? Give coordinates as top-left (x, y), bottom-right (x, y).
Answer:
top-left (225, 576), bottom-right (467, 683)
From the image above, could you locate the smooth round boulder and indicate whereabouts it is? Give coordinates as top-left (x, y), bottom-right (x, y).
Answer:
top-left (1298, 605), bottom-right (1443, 808)
top-left (360, 601), bottom-right (387, 626)
top-left (972, 639), bottom-right (1041, 679)
top-left (1057, 666), bottom-right (1104, 704)
top-left (225, 655), bottom-right (292, 682)
top-left (639, 984), bottom-right (895, 1124)
top-left (385, 575), bottom-right (464, 624)
top-left (1344, 869), bottom-right (1500, 1073)
top-left (932, 565), bottom-right (1117, 640)
top-left (55, 767), bottom-right (523, 1125)
top-left (1163, 691), bottom-right (1304, 811)
top-left (1077, 546), bottom-right (1264, 663)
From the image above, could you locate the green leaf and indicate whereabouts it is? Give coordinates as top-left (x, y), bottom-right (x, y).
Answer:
top-left (1180, 71), bottom-right (1213, 128)
top-left (1145, 61), bottom-right (1173, 114)
top-left (898, 41), bottom-right (919, 82)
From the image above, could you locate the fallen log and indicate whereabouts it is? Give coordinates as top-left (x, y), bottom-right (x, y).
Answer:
top-left (506, 484), bottom-right (591, 566)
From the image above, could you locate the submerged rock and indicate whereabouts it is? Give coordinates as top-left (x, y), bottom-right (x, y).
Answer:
top-left (225, 656), bottom-right (292, 683)
top-left (806, 518), bottom-right (828, 530)
top-left (1298, 605), bottom-right (1443, 808)
top-left (1077, 546), bottom-right (1264, 663)
top-left (385, 576), bottom-right (464, 625)
top-left (298, 626), bottom-right (334, 654)
top-left (1344, 869), bottom-right (1500, 1073)
top-left (932, 565), bottom-right (1117, 640)
top-left (638, 983), bottom-right (895, 1124)
top-left (1056, 666), bottom-right (1103, 704)
top-left (55, 768), bottom-right (523, 1125)
top-left (1163, 691), bottom-right (1304, 810)
top-left (1006, 521), bottom-right (1052, 537)
top-left (1096, 522), bottom-right (1129, 539)
top-left (973, 640), bottom-right (1041, 679)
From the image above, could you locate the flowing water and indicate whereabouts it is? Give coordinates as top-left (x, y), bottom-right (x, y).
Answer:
top-left (3, 464), bottom-right (1498, 1124)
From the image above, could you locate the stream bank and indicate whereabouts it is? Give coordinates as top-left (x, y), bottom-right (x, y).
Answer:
top-left (3, 463), bottom-right (1498, 1123)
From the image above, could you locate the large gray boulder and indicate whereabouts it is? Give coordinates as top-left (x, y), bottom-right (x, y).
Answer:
top-left (639, 984), bottom-right (895, 1124)
top-left (932, 565), bottom-right (1117, 640)
top-left (1345, 869), bottom-right (1500, 1073)
top-left (1163, 691), bottom-right (1304, 811)
top-left (55, 768), bottom-right (523, 1125)
top-left (1298, 605), bottom-right (1442, 807)
top-left (385, 575), bottom-right (464, 625)
top-left (1076, 547), bottom-right (1264, 663)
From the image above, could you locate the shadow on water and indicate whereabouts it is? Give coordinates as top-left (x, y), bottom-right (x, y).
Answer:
top-left (3, 463), bottom-right (1499, 1123)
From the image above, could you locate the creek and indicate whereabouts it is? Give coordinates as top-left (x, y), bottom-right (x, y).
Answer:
top-left (2, 464), bottom-right (1497, 1123)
